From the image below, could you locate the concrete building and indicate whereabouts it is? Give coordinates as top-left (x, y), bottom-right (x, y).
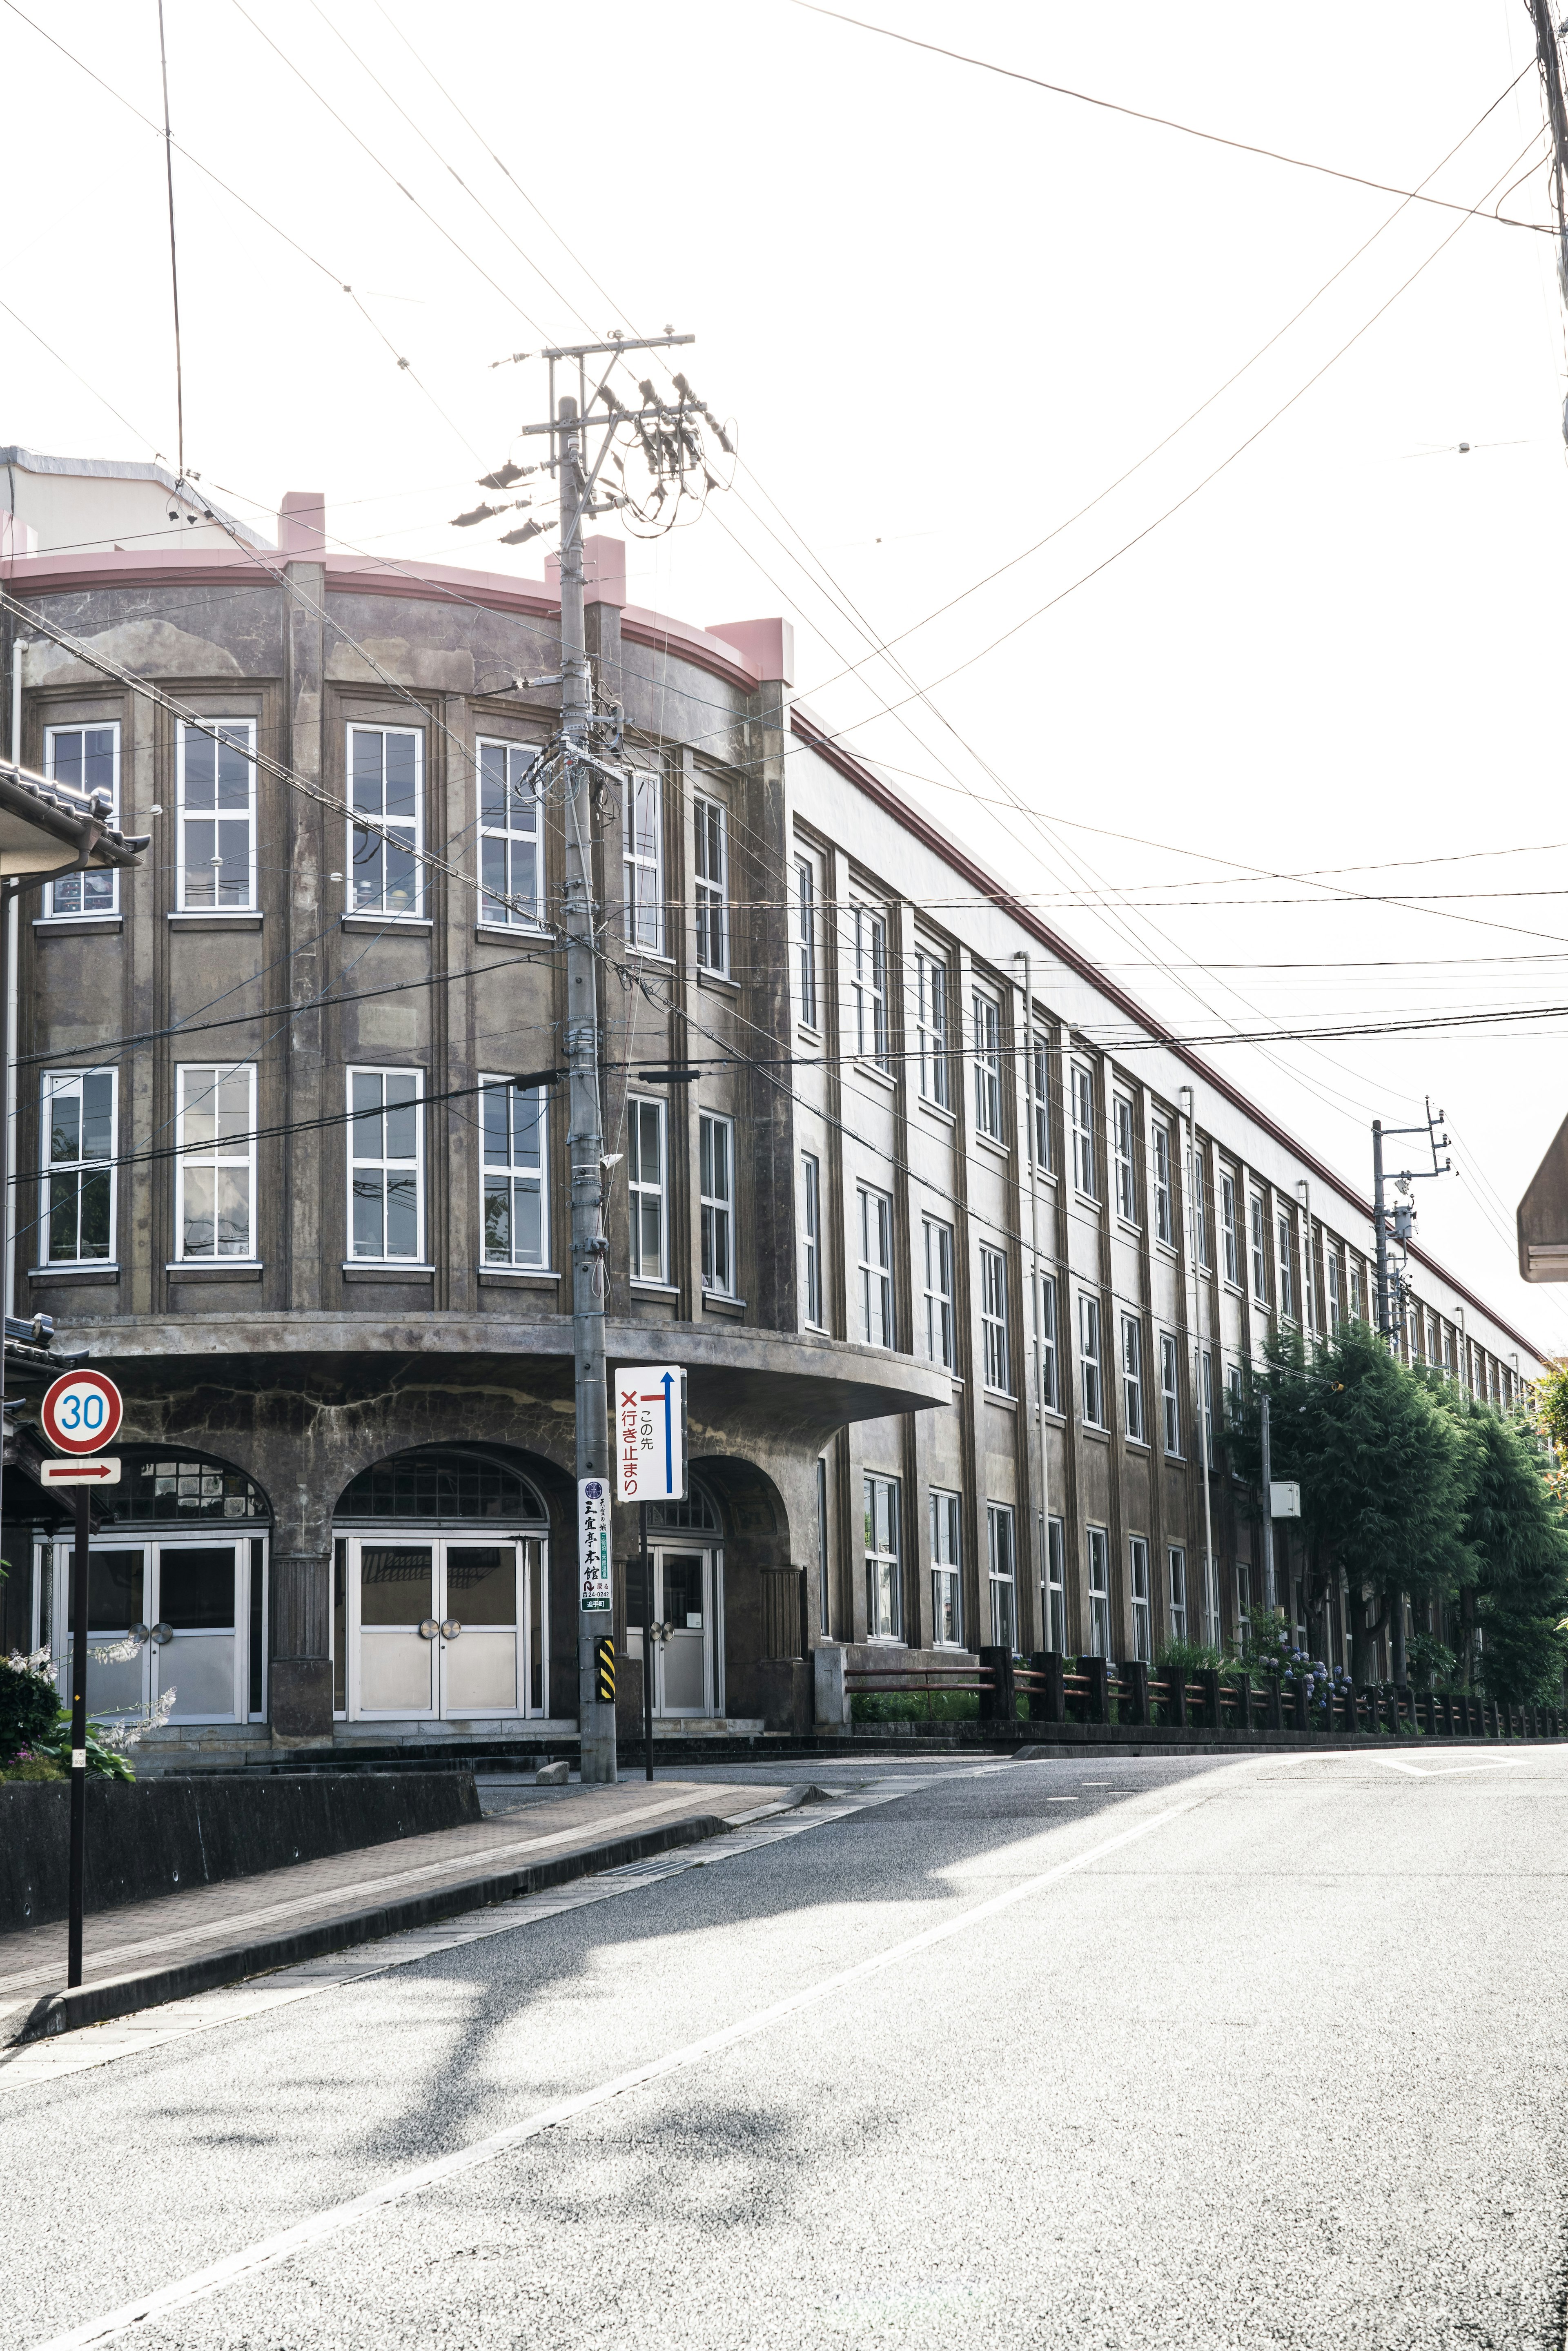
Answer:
top-left (0, 447), bottom-right (1540, 1762)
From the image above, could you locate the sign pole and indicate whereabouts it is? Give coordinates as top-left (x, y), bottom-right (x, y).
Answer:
top-left (67, 1485), bottom-right (90, 1990)
top-left (640, 1499), bottom-right (654, 1783)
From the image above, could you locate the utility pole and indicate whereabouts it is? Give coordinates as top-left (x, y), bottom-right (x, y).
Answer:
top-left (1371, 1101), bottom-right (1451, 1348)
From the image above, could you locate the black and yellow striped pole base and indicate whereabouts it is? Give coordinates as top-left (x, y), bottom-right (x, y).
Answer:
top-left (594, 1634), bottom-right (616, 1705)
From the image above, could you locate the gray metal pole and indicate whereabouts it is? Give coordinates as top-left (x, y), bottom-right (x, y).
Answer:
top-left (1372, 1119), bottom-right (1390, 1344)
top-left (559, 393), bottom-right (616, 1785)
top-left (67, 1486), bottom-right (90, 1987)
top-left (1259, 1391), bottom-right (1274, 1619)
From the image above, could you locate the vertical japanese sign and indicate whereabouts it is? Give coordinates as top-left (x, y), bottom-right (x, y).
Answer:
top-left (578, 1477), bottom-right (611, 1611)
top-left (614, 1364), bottom-right (688, 1503)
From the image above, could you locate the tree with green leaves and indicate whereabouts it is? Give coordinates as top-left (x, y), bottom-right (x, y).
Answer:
top-left (1456, 1403), bottom-right (1568, 1707)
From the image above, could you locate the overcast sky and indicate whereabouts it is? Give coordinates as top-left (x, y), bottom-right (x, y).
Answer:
top-left (6, 0), bottom-right (1568, 1348)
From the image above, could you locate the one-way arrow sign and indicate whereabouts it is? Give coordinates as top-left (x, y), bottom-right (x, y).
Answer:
top-left (39, 1457), bottom-right (122, 1484)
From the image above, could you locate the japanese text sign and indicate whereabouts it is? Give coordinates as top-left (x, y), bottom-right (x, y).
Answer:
top-left (615, 1364), bottom-right (687, 1504)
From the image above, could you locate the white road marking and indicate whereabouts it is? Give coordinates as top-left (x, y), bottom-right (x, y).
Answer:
top-left (1378, 1756), bottom-right (1531, 1778)
top-left (30, 1798), bottom-right (1197, 2350)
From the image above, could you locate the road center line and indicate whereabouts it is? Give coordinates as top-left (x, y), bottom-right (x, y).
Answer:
top-left (31, 1797), bottom-right (1198, 2351)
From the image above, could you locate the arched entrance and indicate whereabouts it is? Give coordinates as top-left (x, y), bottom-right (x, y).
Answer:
top-left (34, 1450), bottom-right (271, 1727)
top-left (331, 1446), bottom-right (551, 1724)
top-left (629, 1483), bottom-right (725, 1719)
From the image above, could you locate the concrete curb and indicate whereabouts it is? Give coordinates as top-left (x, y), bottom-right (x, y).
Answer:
top-left (8, 1811), bottom-right (730, 2049)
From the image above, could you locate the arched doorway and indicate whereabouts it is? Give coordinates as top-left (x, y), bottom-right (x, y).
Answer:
top-left (331, 1447), bottom-right (551, 1724)
top-left (630, 1483), bottom-right (725, 1719)
top-left (34, 1450), bottom-right (271, 1727)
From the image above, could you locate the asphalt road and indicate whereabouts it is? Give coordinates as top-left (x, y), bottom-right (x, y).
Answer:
top-left (5, 1746), bottom-right (1566, 2351)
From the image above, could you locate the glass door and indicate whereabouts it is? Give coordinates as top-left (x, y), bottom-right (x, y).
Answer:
top-left (43, 1539), bottom-right (245, 1724)
top-left (356, 1542), bottom-right (438, 1717)
top-left (655, 1547), bottom-right (713, 1716)
top-left (46, 1542), bottom-right (152, 1719)
top-left (349, 1536), bottom-right (547, 1719)
top-left (440, 1543), bottom-right (520, 1717)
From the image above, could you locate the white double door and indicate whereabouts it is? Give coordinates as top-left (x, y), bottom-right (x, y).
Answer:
top-left (627, 1545), bottom-right (719, 1717)
top-left (40, 1535), bottom-right (253, 1725)
top-left (349, 1535), bottom-right (544, 1720)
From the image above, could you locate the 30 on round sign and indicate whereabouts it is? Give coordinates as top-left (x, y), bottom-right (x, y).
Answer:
top-left (41, 1369), bottom-right (123, 1454)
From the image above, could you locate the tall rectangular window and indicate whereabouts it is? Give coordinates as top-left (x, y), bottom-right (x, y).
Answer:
top-left (1030, 1038), bottom-right (1052, 1171)
top-left (1079, 1292), bottom-right (1104, 1428)
top-left (1349, 1260), bottom-right (1364, 1321)
top-left (348, 1068), bottom-right (423, 1261)
top-left (930, 1489), bottom-right (962, 1647)
top-left (45, 722), bottom-right (120, 917)
top-left (1039, 1272), bottom-right (1060, 1410)
top-left (1121, 1311), bottom-right (1145, 1442)
top-left (1326, 1244), bottom-right (1342, 1332)
top-left (980, 1243), bottom-right (1011, 1393)
top-left (851, 904), bottom-right (889, 1070)
top-left (794, 854), bottom-right (818, 1028)
top-left (1071, 1063), bottom-right (1096, 1198)
top-left (177, 720), bottom-right (256, 910)
top-left (1087, 1526), bottom-right (1111, 1658)
top-left (1114, 1096), bottom-right (1137, 1223)
top-left (1045, 1516), bottom-right (1066, 1651)
top-left (923, 1216), bottom-right (955, 1368)
top-left (1129, 1536), bottom-right (1152, 1663)
top-left (699, 1111), bottom-right (735, 1295)
top-left (858, 1184), bottom-right (894, 1348)
top-left (628, 1098), bottom-right (667, 1282)
top-left (1201, 1347), bottom-right (1216, 1469)
top-left (1277, 1210), bottom-right (1296, 1319)
top-left (693, 796), bottom-right (729, 975)
top-left (864, 1473), bottom-right (902, 1640)
top-left (1167, 1544), bottom-right (1187, 1640)
top-left (481, 1079), bottom-right (548, 1268)
top-left (1194, 1145), bottom-right (1210, 1267)
top-left (915, 948), bottom-right (950, 1108)
top-left (42, 1068), bottom-right (115, 1264)
top-left (1250, 1194), bottom-right (1268, 1303)
top-left (478, 738), bottom-right (543, 927)
top-left (176, 1065), bottom-right (256, 1260)
top-left (1226, 1362), bottom-right (1243, 1448)
top-left (1203, 1552), bottom-right (1222, 1649)
top-left (1153, 1121), bottom-right (1173, 1245)
top-left (623, 769), bottom-right (664, 952)
top-left (987, 1502), bottom-right (1016, 1650)
top-left (973, 993), bottom-right (1002, 1140)
top-left (1222, 1171), bottom-right (1239, 1285)
top-left (349, 725), bottom-right (422, 918)
top-left (802, 1152), bottom-right (823, 1326)
top-left (1236, 1561), bottom-right (1253, 1641)
top-left (1160, 1331), bottom-right (1181, 1456)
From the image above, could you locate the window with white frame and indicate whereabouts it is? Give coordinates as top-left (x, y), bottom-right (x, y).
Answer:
top-left (693, 795), bottom-right (729, 975)
top-left (622, 769), bottom-right (664, 952)
top-left (1194, 1145), bottom-right (1210, 1267)
top-left (1079, 1292), bottom-right (1104, 1428)
top-left (348, 725), bottom-right (423, 918)
top-left (42, 1068), bottom-right (116, 1264)
top-left (1114, 1096), bottom-right (1137, 1223)
top-left (864, 1473), bottom-right (902, 1640)
top-left (930, 1489), bottom-right (961, 1647)
top-left (1236, 1561), bottom-right (1253, 1644)
top-left (1121, 1311), bottom-right (1145, 1442)
top-left (478, 738), bottom-right (543, 926)
top-left (1349, 1260), bottom-right (1364, 1321)
top-left (1071, 1063), bottom-right (1096, 1198)
top-left (480, 1079), bottom-right (548, 1268)
top-left (1160, 1331), bottom-right (1181, 1456)
top-left (1168, 1544), bottom-right (1188, 1640)
top-left (628, 1098), bottom-right (667, 1282)
top-left (348, 1069), bottom-right (423, 1261)
top-left (1301, 1220), bottom-right (1316, 1334)
top-left (973, 993), bottom-right (1003, 1140)
top-left (923, 1216), bottom-right (955, 1368)
top-left (980, 1243), bottom-right (1011, 1393)
top-left (1087, 1526), bottom-right (1111, 1658)
top-left (1203, 1553), bottom-right (1222, 1648)
top-left (858, 1185), bottom-right (895, 1348)
top-left (1221, 1170), bottom-right (1239, 1285)
top-left (1326, 1244), bottom-right (1341, 1331)
top-left (1153, 1121), bottom-right (1173, 1245)
top-left (176, 1065), bottom-right (256, 1259)
top-left (802, 1152), bottom-right (823, 1326)
top-left (45, 722), bottom-right (120, 916)
top-left (851, 903), bottom-right (889, 1070)
top-left (177, 720), bottom-right (256, 910)
top-left (1045, 1515), bottom-right (1066, 1651)
top-left (1443, 1326), bottom-right (1456, 1381)
top-left (1031, 1037), bottom-right (1052, 1171)
top-left (699, 1111), bottom-right (735, 1295)
top-left (988, 1502), bottom-right (1016, 1649)
top-left (1039, 1271), bottom-right (1060, 1411)
top-left (915, 946), bottom-right (950, 1109)
top-left (1201, 1348), bottom-right (1216, 1469)
top-left (1250, 1193), bottom-right (1268, 1303)
top-left (1226, 1362), bottom-right (1243, 1451)
top-left (1129, 1536), bottom-right (1152, 1663)
top-left (793, 853), bottom-right (818, 1028)
top-left (1277, 1209), bottom-right (1296, 1319)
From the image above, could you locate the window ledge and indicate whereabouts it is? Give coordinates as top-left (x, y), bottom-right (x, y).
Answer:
top-left (1125, 1437), bottom-right (1152, 1453)
top-left (974, 1131), bottom-right (1010, 1162)
top-left (478, 1267), bottom-right (560, 1285)
top-left (855, 1061), bottom-right (898, 1092)
top-left (474, 923), bottom-right (548, 946)
top-left (702, 1292), bottom-right (746, 1318)
top-left (916, 1097), bottom-right (957, 1127)
top-left (1074, 1189), bottom-right (1101, 1210)
top-left (33, 916), bottom-right (121, 935)
top-left (982, 1389), bottom-right (1017, 1410)
top-left (630, 1279), bottom-right (679, 1299)
top-left (620, 945), bottom-right (675, 969)
top-left (1116, 1218), bottom-right (1142, 1240)
top-left (1153, 1239), bottom-right (1179, 1261)
top-left (28, 1263), bottom-right (119, 1282)
top-left (796, 1022), bottom-right (822, 1045)
top-left (341, 1261), bottom-right (435, 1281)
top-left (166, 1260), bottom-right (264, 1280)
top-left (697, 969), bottom-right (740, 998)
top-left (1080, 1424), bottom-right (1111, 1443)
top-left (341, 915), bottom-right (432, 934)
top-left (1041, 1407), bottom-right (1067, 1425)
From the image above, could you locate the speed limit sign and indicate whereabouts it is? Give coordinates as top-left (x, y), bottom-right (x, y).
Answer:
top-left (41, 1369), bottom-right (123, 1454)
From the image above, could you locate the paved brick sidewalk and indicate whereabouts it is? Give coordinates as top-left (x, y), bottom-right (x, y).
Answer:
top-left (0, 1778), bottom-right (793, 2037)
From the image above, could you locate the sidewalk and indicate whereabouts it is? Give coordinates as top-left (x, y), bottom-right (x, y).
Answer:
top-left (0, 1777), bottom-right (798, 2047)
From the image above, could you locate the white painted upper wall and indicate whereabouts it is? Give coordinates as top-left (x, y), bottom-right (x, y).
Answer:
top-left (0, 448), bottom-right (269, 556)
